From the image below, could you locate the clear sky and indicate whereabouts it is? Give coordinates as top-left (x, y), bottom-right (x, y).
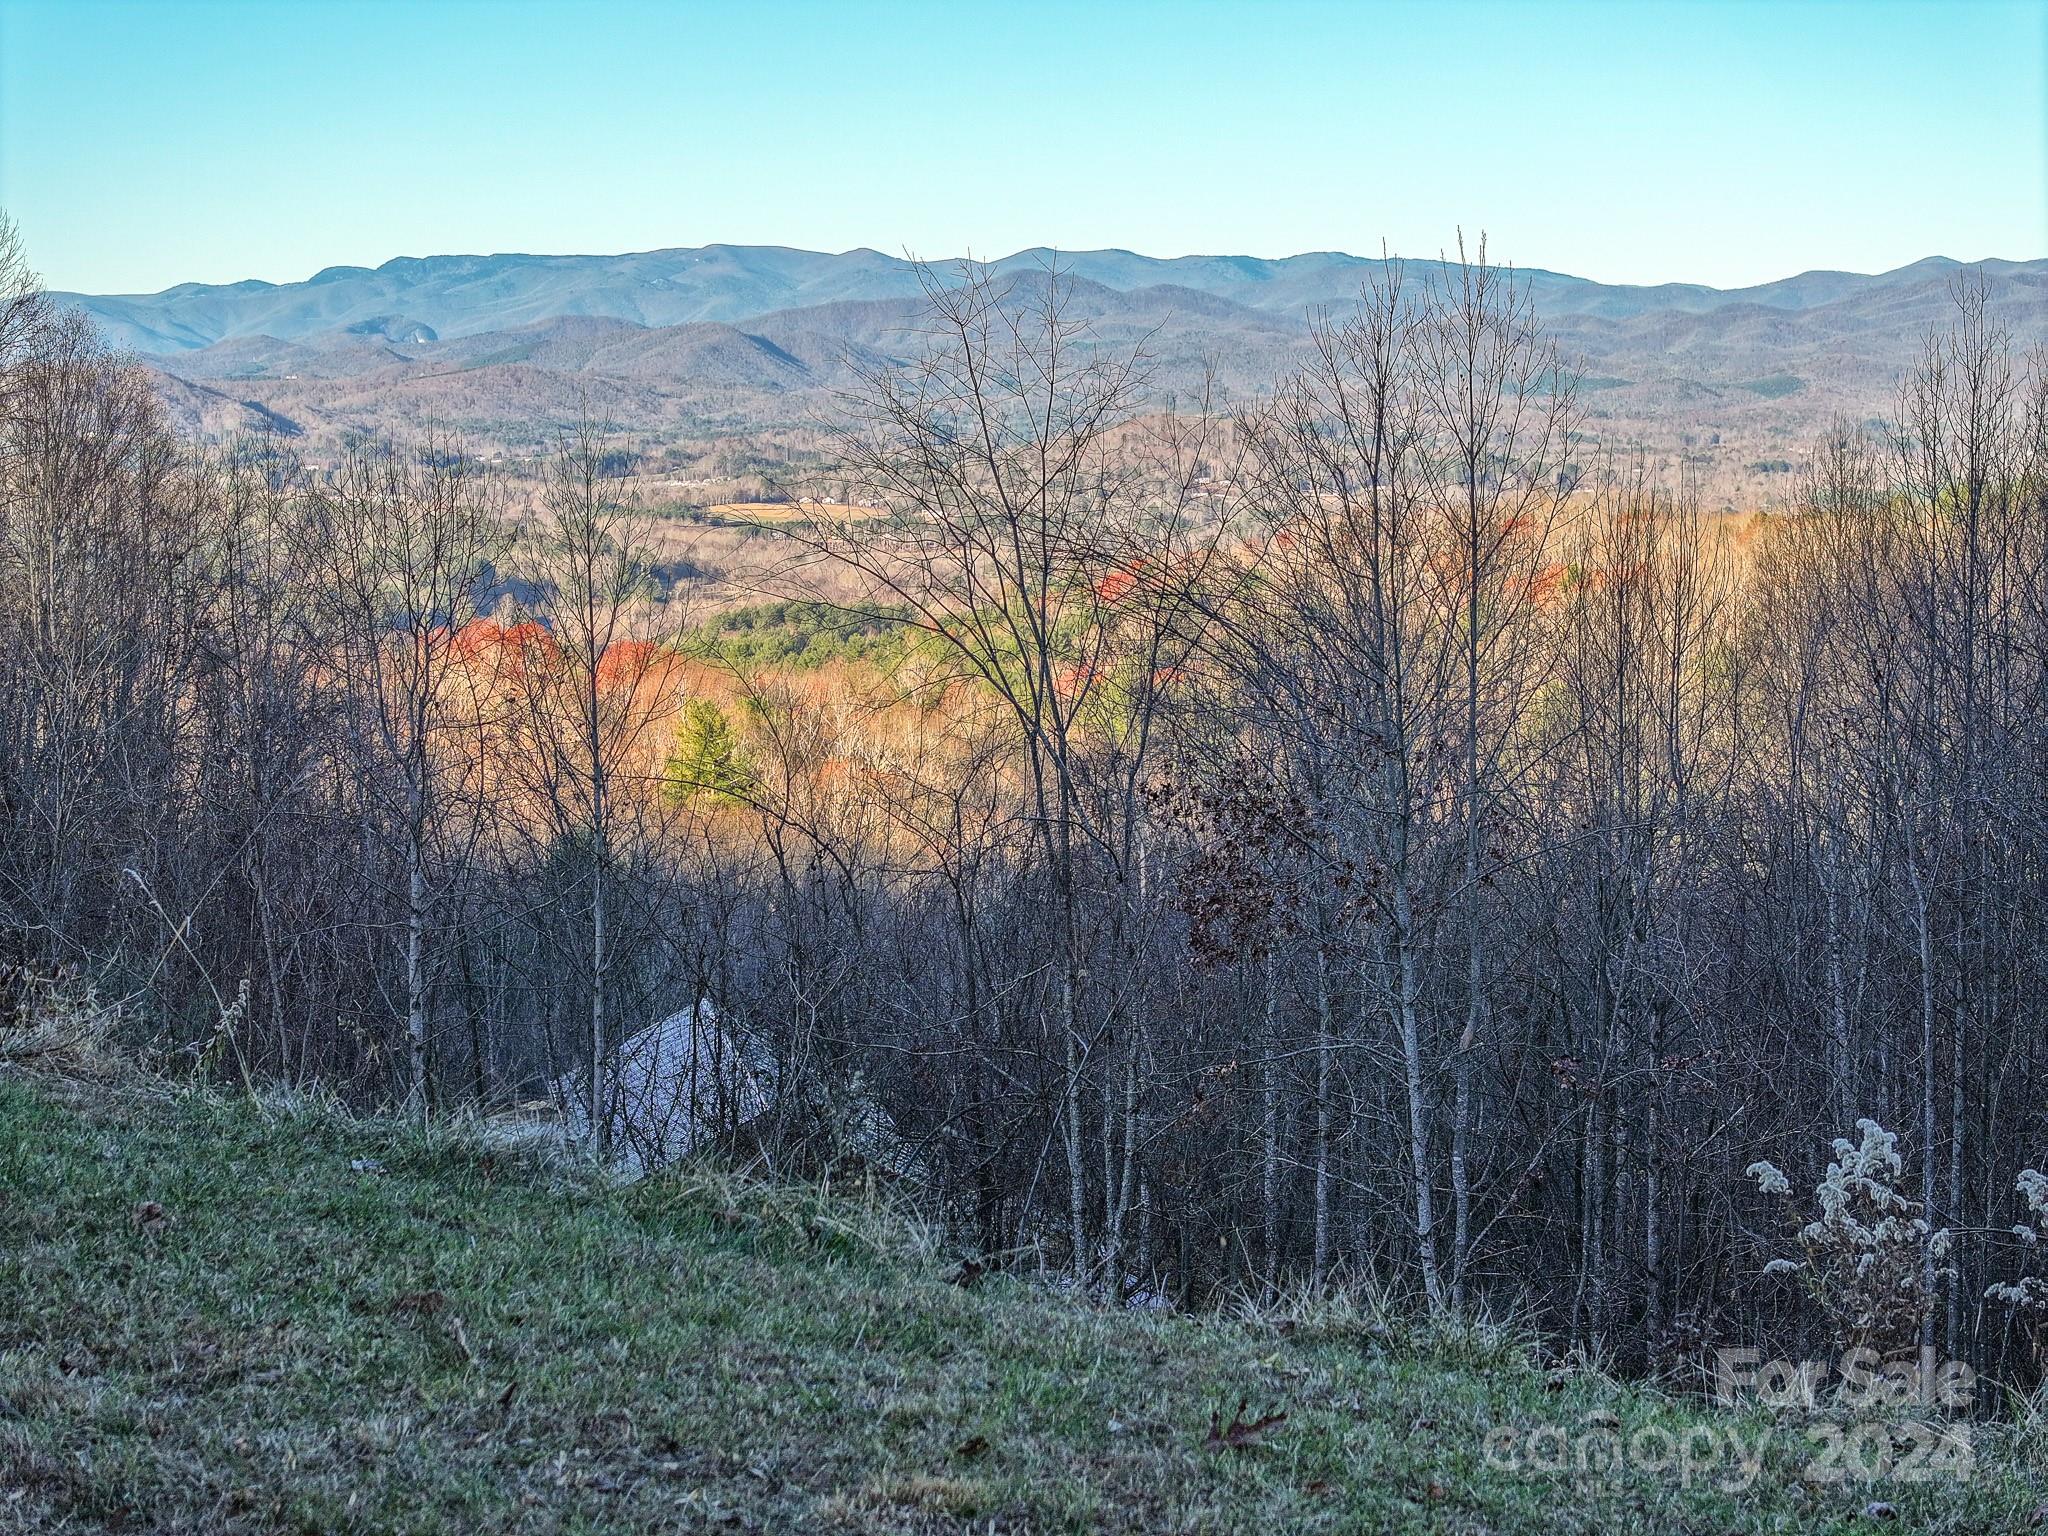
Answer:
top-left (1, 0), bottom-right (2041, 295)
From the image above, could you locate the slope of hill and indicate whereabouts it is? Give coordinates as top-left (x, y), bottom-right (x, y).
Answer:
top-left (2, 1068), bottom-right (2041, 1534)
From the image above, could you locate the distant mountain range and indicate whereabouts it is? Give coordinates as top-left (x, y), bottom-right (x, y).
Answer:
top-left (57, 245), bottom-right (2045, 354)
top-left (54, 245), bottom-right (2048, 504)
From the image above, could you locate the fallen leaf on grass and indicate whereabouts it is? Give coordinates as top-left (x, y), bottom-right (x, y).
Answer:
top-left (1205, 1399), bottom-right (1287, 1451)
top-left (388, 1289), bottom-right (476, 1365)
top-left (57, 1348), bottom-right (98, 1377)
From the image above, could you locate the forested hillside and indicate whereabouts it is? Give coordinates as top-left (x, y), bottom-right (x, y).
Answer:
top-left (6, 206), bottom-right (2048, 1416)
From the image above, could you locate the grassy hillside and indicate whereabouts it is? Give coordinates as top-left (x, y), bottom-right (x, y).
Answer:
top-left (3, 1071), bottom-right (2043, 1534)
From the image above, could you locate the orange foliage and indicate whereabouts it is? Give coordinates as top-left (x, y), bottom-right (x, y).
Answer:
top-left (596, 639), bottom-right (657, 692)
top-left (1095, 558), bottom-right (1149, 605)
top-left (450, 619), bottom-right (560, 682)
top-left (1054, 663), bottom-right (1098, 700)
top-left (503, 621), bottom-right (555, 660)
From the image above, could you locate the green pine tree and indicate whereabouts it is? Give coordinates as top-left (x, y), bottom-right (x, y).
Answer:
top-left (663, 698), bottom-right (758, 806)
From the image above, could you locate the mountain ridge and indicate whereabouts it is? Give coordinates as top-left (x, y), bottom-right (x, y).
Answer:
top-left (55, 243), bottom-right (2046, 356)
top-left (59, 244), bottom-right (2048, 506)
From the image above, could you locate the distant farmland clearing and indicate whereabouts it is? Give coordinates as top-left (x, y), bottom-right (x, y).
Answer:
top-left (707, 500), bottom-right (886, 524)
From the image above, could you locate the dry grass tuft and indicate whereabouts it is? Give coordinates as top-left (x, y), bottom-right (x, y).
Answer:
top-left (0, 966), bottom-right (121, 1077)
top-left (641, 1159), bottom-right (945, 1270)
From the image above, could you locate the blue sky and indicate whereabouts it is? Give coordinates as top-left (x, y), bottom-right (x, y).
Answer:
top-left (1, 0), bottom-right (2041, 294)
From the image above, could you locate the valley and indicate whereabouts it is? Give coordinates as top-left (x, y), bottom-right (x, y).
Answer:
top-left (64, 245), bottom-right (2048, 510)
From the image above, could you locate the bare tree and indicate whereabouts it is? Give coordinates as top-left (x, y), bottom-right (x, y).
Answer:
top-left (304, 436), bottom-right (502, 1115)
top-left (786, 260), bottom-right (1230, 1283)
top-left (1413, 234), bottom-right (1579, 1308)
top-left (512, 420), bottom-right (675, 1157)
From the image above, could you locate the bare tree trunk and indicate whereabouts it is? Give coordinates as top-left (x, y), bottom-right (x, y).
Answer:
top-left (405, 826), bottom-right (428, 1120)
top-left (1451, 1036), bottom-right (1473, 1311)
top-left (1393, 881), bottom-right (1446, 1312)
top-left (1909, 858), bottom-right (1938, 1359)
top-left (1824, 840), bottom-right (1854, 1127)
top-left (1454, 560), bottom-right (1481, 1314)
top-left (1644, 1027), bottom-right (1664, 1350)
top-left (1313, 938), bottom-right (1334, 1286)
top-left (591, 814), bottom-right (609, 1160)
top-left (1137, 1172), bottom-right (1153, 1288)
top-left (1262, 948), bottom-right (1280, 1298)
top-left (1060, 965), bottom-right (1087, 1283)
top-left (1948, 987), bottom-right (1964, 1357)
top-left (1105, 1040), bottom-right (1140, 1296)
top-left (1586, 1098), bottom-right (1608, 1345)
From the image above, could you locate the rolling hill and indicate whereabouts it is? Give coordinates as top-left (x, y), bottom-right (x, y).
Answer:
top-left (54, 245), bottom-right (2048, 504)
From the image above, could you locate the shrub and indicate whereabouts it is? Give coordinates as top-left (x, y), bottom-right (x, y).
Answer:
top-left (1748, 1119), bottom-right (1950, 1353)
top-left (1986, 1167), bottom-right (2048, 1316)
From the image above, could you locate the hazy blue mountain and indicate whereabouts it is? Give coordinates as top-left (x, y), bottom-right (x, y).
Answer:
top-left (67, 245), bottom-right (2046, 508)
top-left (56, 245), bottom-right (2045, 357)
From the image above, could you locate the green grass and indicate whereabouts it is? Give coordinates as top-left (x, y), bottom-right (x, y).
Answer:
top-left (3, 1071), bottom-right (2044, 1534)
